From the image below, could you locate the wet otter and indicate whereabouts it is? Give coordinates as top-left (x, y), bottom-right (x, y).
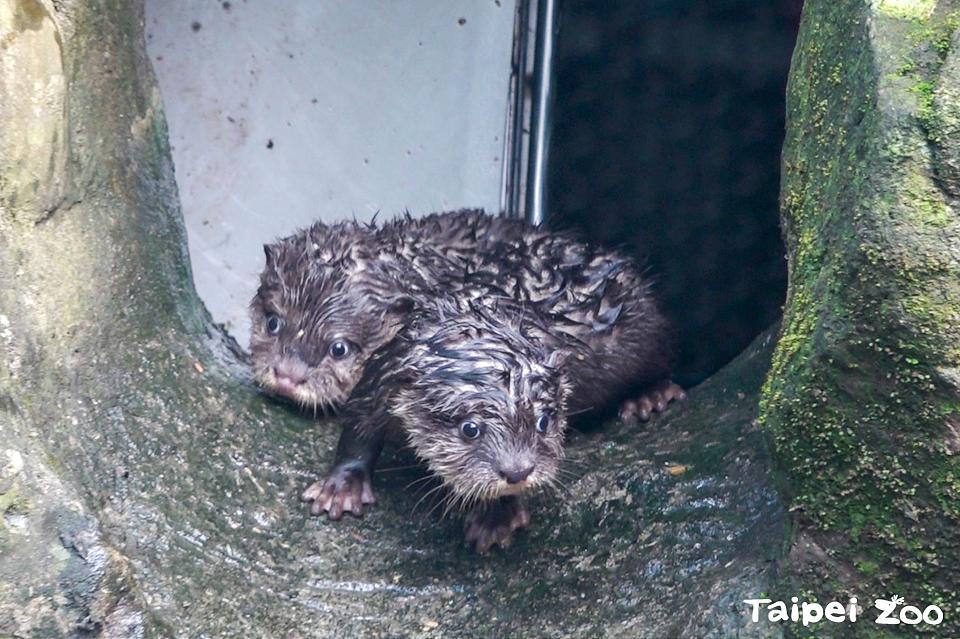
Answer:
top-left (249, 210), bottom-right (510, 410)
top-left (252, 210), bottom-right (684, 548)
top-left (301, 296), bottom-right (571, 551)
top-left (250, 209), bottom-right (683, 422)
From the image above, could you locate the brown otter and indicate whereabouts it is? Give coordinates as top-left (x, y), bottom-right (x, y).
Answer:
top-left (252, 210), bottom-right (684, 547)
top-left (249, 210), bottom-right (512, 411)
top-left (301, 295), bottom-right (571, 551)
top-left (250, 209), bottom-right (683, 422)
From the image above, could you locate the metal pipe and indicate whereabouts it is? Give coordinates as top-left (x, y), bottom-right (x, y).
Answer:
top-left (524, 0), bottom-right (558, 226)
top-left (500, 0), bottom-right (530, 219)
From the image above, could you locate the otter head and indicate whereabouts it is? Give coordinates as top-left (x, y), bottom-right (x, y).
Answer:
top-left (249, 222), bottom-right (413, 410)
top-left (391, 304), bottom-right (570, 505)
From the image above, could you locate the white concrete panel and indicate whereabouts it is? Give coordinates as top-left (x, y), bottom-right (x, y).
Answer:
top-left (145, 0), bottom-right (515, 341)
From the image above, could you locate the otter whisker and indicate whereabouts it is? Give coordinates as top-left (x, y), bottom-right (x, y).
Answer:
top-left (563, 405), bottom-right (596, 418)
top-left (377, 463), bottom-right (423, 473)
top-left (413, 483), bottom-right (447, 518)
top-left (253, 210), bottom-right (676, 554)
top-left (439, 492), bottom-right (460, 521)
top-left (404, 473), bottom-right (439, 490)
top-left (428, 490), bottom-right (454, 521)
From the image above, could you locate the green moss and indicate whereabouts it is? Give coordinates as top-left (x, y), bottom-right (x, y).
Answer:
top-left (933, 13), bottom-right (960, 59)
top-left (903, 167), bottom-right (951, 226)
top-left (876, 0), bottom-right (935, 21)
top-left (902, 290), bottom-right (959, 329)
top-left (762, 0), bottom-right (960, 634)
top-left (0, 483), bottom-right (29, 518)
top-left (897, 12), bottom-right (960, 142)
top-left (898, 58), bottom-right (918, 75)
top-left (912, 80), bottom-right (942, 140)
top-left (930, 456), bottom-right (960, 517)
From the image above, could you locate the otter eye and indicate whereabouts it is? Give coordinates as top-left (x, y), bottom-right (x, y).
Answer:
top-left (328, 341), bottom-right (350, 359)
top-left (460, 421), bottom-right (481, 440)
top-left (536, 414), bottom-right (550, 433)
top-left (266, 314), bottom-right (283, 335)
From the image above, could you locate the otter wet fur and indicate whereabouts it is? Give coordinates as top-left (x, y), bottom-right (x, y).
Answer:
top-left (252, 210), bottom-right (684, 549)
top-left (301, 296), bottom-right (571, 552)
top-left (250, 209), bottom-right (683, 421)
top-left (249, 209), bottom-right (519, 411)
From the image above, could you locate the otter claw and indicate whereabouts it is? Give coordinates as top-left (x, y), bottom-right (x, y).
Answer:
top-left (302, 464), bottom-right (376, 520)
top-left (619, 380), bottom-right (686, 425)
top-left (464, 496), bottom-right (531, 553)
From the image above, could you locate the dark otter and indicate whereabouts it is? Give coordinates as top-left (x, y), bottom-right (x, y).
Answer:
top-left (252, 210), bottom-right (684, 547)
top-left (250, 209), bottom-right (683, 421)
top-left (301, 296), bottom-right (571, 551)
top-left (249, 210), bottom-right (513, 411)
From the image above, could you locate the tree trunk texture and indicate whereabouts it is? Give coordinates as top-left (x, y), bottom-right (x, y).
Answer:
top-left (761, 0), bottom-right (960, 634)
top-left (0, 2), bottom-right (785, 637)
top-left (1, 0), bottom-right (956, 638)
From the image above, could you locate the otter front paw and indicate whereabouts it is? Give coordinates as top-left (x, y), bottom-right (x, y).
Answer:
top-left (618, 379), bottom-right (686, 424)
top-left (464, 496), bottom-right (531, 553)
top-left (301, 463), bottom-right (376, 519)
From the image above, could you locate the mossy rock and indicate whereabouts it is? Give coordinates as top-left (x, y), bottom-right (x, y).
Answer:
top-left (763, 0), bottom-right (960, 635)
top-left (0, 1), bottom-right (795, 636)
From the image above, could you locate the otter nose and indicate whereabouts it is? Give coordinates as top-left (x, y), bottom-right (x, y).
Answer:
top-left (499, 465), bottom-right (535, 484)
top-left (273, 365), bottom-right (307, 386)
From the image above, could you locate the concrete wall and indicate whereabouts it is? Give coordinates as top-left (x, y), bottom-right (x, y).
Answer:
top-left (146, 0), bottom-right (516, 341)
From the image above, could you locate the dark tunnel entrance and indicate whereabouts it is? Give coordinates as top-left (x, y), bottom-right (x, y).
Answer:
top-left (550, 0), bottom-right (803, 385)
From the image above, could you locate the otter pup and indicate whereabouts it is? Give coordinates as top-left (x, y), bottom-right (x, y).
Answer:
top-left (252, 211), bottom-right (684, 546)
top-left (302, 296), bottom-right (571, 552)
top-left (249, 210), bottom-right (509, 410)
top-left (250, 209), bottom-right (683, 421)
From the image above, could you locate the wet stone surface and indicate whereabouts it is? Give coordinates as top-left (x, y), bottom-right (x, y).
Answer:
top-left (2, 318), bottom-right (785, 638)
top-left (115, 330), bottom-right (783, 637)
top-left (0, 0), bottom-right (787, 635)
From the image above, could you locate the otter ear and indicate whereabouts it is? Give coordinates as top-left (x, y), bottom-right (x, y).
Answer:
top-left (387, 295), bottom-right (415, 316)
top-left (263, 244), bottom-right (277, 267)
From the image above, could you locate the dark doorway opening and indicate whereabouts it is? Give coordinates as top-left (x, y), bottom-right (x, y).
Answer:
top-left (550, 1), bottom-right (803, 385)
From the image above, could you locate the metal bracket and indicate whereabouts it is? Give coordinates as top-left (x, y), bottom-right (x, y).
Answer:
top-left (499, 0), bottom-right (558, 226)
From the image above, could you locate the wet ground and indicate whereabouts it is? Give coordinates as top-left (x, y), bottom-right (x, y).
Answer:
top-left (2, 327), bottom-right (785, 637)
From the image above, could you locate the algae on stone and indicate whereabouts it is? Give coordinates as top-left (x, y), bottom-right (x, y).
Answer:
top-left (0, 1), bottom-right (789, 637)
top-left (762, 1), bottom-right (960, 635)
